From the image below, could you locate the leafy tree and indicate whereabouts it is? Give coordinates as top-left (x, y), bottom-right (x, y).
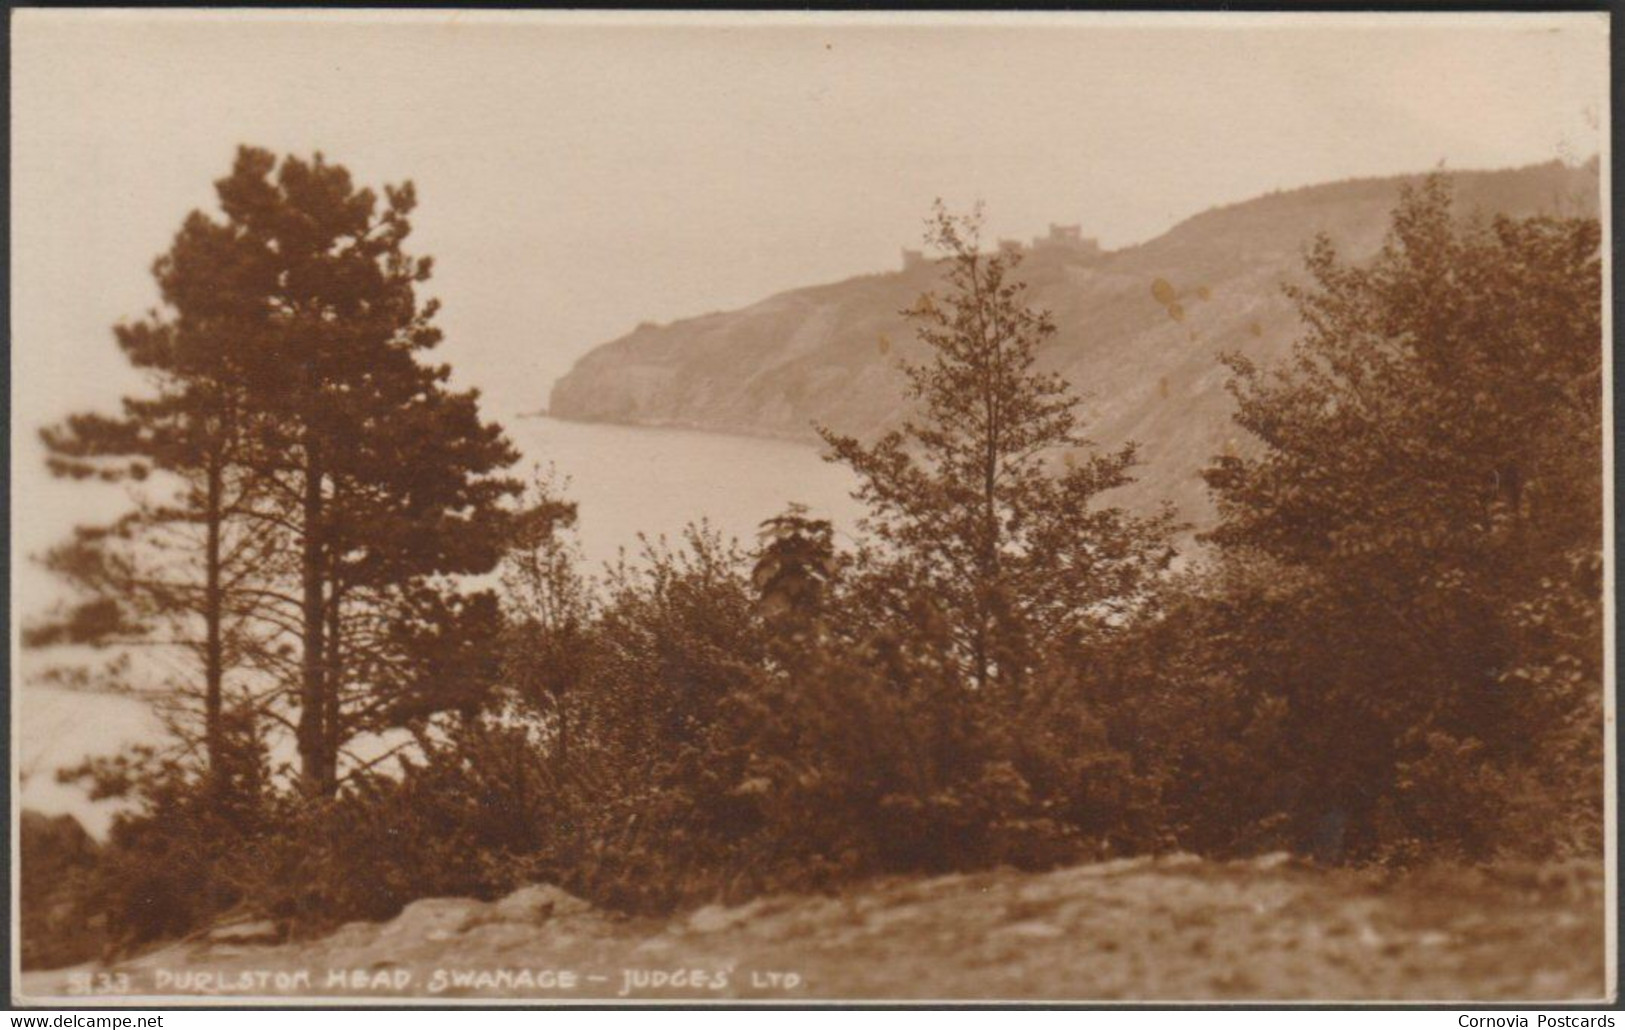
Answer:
top-left (820, 203), bottom-right (1179, 691)
top-left (1203, 177), bottom-right (1603, 857)
top-left (499, 470), bottom-right (587, 768)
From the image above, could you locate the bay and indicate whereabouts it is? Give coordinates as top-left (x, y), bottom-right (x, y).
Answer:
top-left (14, 417), bottom-right (865, 835)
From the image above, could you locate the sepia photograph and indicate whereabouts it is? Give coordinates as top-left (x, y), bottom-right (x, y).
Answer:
top-left (8, 8), bottom-right (1614, 1006)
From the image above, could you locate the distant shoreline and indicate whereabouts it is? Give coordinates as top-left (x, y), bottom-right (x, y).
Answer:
top-left (522, 409), bottom-right (826, 448)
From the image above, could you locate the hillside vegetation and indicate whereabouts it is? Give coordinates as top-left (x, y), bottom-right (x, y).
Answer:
top-left (550, 159), bottom-right (1598, 524)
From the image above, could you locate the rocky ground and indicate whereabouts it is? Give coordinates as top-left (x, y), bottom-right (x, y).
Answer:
top-left (18, 855), bottom-right (1609, 1004)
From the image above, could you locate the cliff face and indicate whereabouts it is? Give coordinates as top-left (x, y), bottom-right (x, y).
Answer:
top-left (549, 160), bottom-right (1598, 526)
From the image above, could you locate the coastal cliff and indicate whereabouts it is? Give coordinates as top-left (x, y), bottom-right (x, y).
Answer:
top-left (550, 160), bottom-right (1598, 525)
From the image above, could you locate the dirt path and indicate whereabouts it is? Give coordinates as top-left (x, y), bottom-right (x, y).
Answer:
top-left (18, 855), bottom-right (1609, 1004)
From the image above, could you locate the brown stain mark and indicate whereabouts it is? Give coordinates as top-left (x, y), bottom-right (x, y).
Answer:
top-left (1150, 278), bottom-right (1177, 307)
top-left (1195, 285), bottom-right (1212, 301)
top-left (1249, 321), bottom-right (1264, 338)
top-left (1158, 377), bottom-right (1170, 400)
top-left (877, 334), bottom-right (891, 356)
top-left (1167, 302), bottom-right (1185, 323)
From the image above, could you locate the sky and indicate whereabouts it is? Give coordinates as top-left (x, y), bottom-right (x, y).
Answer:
top-left (11, 10), bottom-right (1608, 432)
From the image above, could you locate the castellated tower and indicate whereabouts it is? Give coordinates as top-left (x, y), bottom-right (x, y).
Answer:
top-left (1031, 223), bottom-right (1103, 259)
top-left (904, 226), bottom-right (1099, 271)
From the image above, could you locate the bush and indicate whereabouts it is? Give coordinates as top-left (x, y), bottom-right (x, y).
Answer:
top-left (236, 721), bottom-right (562, 934)
top-left (20, 810), bottom-right (105, 969)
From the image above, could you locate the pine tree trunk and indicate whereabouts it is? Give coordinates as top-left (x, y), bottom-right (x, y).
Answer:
top-left (297, 437), bottom-right (328, 798)
top-left (322, 585), bottom-right (343, 794)
top-left (203, 449), bottom-right (226, 800)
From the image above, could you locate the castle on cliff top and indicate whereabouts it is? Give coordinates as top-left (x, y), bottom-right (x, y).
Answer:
top-left (902, 223), bottom-right (1102, 270)
top-left (1030, 223), bottom-right (1102, 255)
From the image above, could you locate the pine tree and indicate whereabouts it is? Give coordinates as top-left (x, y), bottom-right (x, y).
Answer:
top-left (205, 147), bottom-right (526, 796)
top-left (36, 146), bottom-right (530, 802)
top-left (32, 205), bottom-right (283, 798)
top-left (753, 503), bottom-right (837, 671)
